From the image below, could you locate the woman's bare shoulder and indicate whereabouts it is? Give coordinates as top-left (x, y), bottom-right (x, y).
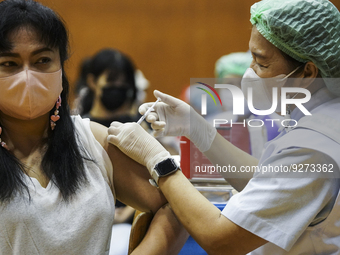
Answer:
top-left (89, 121), bottom-right (109, 150)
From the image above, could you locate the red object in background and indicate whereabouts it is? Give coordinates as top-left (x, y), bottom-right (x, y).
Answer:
top-left (180, 125), bottom-right (250, 179)
top-left (179, 136), bottom-right (191, 178)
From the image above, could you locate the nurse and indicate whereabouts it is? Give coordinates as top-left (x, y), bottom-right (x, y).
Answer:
top-left (108, 0), bottom-right (340, 254)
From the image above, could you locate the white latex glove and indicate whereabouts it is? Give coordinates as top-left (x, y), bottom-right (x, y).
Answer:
top-left (139, 90), bottom-right (190, 138)
top-left (139, 90), bottom-right (217, 152)
top-left (107, 122), bottom-right (171, 174)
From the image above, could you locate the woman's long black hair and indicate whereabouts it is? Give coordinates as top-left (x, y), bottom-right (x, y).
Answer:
top-left (0, 0), bottom-right (89, 202)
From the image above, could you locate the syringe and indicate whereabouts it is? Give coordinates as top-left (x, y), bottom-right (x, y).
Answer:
top-left (136, 97), bottom-right (161, 125)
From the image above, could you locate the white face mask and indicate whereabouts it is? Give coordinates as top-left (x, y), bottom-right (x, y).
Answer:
top-left (241, 67), bottom-right (300, 113)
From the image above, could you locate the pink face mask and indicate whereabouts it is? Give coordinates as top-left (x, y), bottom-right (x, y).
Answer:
top-left (0, 69), bottom-right (63, 120)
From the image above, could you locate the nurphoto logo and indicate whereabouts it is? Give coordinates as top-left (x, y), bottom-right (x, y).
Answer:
top-left (196, 82), bottom-right (311, 129)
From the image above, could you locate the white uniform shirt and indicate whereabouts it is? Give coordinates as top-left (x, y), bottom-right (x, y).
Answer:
top-left (221, 88), bottom-right (340, 254)
top-left (0, 116), bottom-right (115, 255)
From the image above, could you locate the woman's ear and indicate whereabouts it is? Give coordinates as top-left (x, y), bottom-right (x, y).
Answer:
top-left (86, 73), bottom-right (96, 91)
top-left (302, 62), bottom-right (319, 79)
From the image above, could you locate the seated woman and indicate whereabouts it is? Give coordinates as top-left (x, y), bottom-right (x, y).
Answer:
top-left (0, 0), bottom-right (187, 254)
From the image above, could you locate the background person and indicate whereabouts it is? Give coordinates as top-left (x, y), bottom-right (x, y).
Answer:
top-left (74, 48), bottom-right (179, 155)
top-left (73, 48), bottom-right (181, 254)
top-left (74, 48), bottom-right (143, 255)
top-left (0, 1), bottom-right (188, 254)
top-left (108, 0), bottom-right (340, 254)
top-left (77, 48), bottom-right (139, 125)
top-left (215, 51), bottom-right (252, 115)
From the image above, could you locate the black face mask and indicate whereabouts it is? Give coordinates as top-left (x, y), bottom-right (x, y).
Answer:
top-left (100, 86), bottom-right (131, 111)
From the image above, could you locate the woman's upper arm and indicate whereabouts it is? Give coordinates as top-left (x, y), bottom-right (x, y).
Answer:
top-left (89, 121), bottom-right (167, 214)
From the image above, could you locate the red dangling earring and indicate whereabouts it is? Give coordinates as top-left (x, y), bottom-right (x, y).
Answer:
top-left (50, 96), bottom-right (62, 131)
top-left (0, 126), bottom-right (9, 150)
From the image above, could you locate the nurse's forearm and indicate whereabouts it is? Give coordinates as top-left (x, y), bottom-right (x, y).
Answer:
top-left (203, 133), bottom-right (258, 191)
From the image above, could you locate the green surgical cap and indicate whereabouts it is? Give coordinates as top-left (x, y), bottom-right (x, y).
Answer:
top-left (215, 52), bottom-right (252, 78)
top-left (250, 0), bottom-right (340, 96)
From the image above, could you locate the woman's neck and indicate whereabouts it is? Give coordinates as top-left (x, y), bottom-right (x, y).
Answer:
top-left (0, 113), bottom-right (49, 156)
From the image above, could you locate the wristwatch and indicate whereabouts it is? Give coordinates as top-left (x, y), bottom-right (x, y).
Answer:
top-left (149, 158), bottom-right (180, 187)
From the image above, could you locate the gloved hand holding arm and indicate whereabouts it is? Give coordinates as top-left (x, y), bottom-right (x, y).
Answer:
top-left (139, 90), bottom-right (257, 191)
top-left (107, 123), bottom-right (267, 254)
top-left (108, 121), bottom-right (171, 174)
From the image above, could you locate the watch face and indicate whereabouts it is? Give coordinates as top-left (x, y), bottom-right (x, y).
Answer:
top-left (155, 158), bottom-right (178, 176)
